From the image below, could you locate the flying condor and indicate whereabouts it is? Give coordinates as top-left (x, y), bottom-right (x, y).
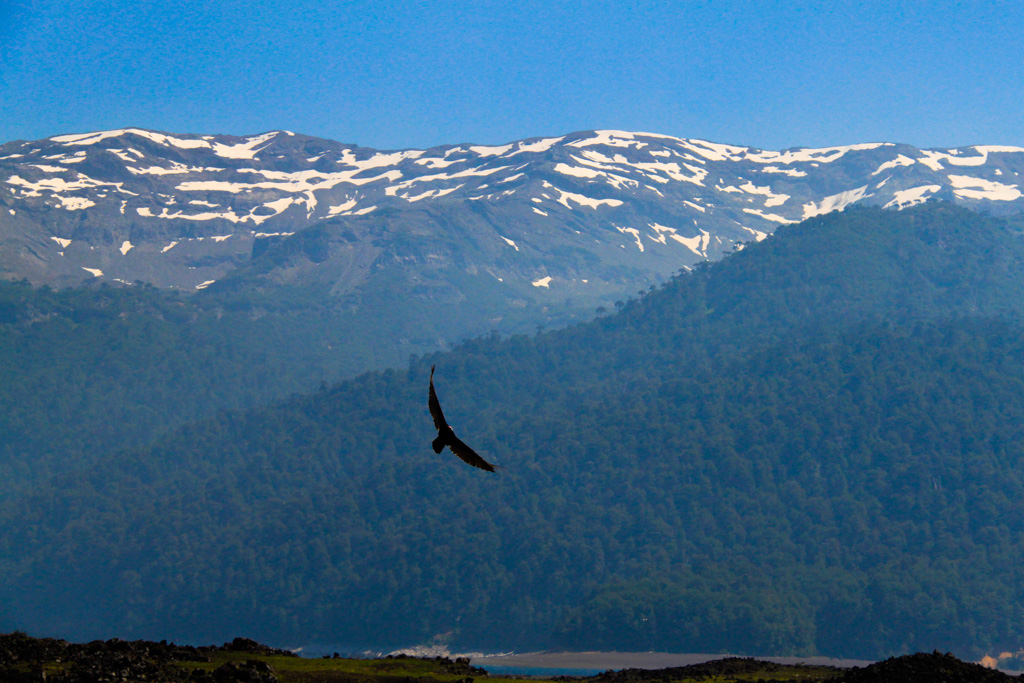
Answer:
top-left (428, 365), bottom-right (499, 472)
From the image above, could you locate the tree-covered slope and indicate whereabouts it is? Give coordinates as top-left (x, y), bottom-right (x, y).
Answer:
top-left (0, 216), bottom-right (606, 496)
top-left (4, 204), bottom-right (1024, 660)
top-left (0, 281), bottom-right (301, 491)
top-left (0, 278), bottom-right (486, 495)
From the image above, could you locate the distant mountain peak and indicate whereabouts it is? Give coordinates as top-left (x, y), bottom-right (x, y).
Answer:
top-left (2, 127), bottom-right (1024, 301)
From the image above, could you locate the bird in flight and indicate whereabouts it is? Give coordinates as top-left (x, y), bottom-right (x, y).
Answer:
top-left (429, 365), bottom-right (499, 472)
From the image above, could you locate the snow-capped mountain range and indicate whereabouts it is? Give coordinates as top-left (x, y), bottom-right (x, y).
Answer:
top-left (2, 127), bottom-right (1023, 302)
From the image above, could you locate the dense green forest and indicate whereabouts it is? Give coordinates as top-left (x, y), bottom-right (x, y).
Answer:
top-left (0, 274), bottom-right (548, 494)
top-left (0, 281), bottom-right (319, 491)
top-left (4, 204), bottom-right (1024, 660)
top-left (0, 232), bottom-right (590, 495)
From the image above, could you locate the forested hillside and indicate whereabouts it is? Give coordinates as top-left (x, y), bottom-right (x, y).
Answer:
top-left (0, 282), bottom-right (301, 490)
top-left (0, 274), bottom-right (522, 493)
top-left (4, 204), bottom-right (1024, 660)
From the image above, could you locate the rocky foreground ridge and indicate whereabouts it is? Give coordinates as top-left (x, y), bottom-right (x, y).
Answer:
top-left (1, 631), bottom-right (1019, 683)
top-left (0, 633), bottom-right (291, 682)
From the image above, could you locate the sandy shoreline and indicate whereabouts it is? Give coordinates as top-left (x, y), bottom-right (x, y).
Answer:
top-left (470, 651), bottom-right (874, 671)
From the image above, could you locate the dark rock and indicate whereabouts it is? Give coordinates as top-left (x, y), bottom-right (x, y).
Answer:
top-left (438, 655), bottom-right (488, 677)
top-left (839, 650), bottom-right (1020, 683)
top-left (590, 657), bottom-right (792, 683)
top-left (210, 659), bottom-right (278, 682)
top-left (0, 632), bottom-right (289, 683)
top-left (0, 631), bottom-right (70, 667)
top-left (219, 638), bottom-right (294, 657)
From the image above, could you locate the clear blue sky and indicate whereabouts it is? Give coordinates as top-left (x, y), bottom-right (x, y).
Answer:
top-left (3, 0), bottom-right (1023, 151)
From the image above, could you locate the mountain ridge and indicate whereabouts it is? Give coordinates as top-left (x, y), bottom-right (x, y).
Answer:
top-left (7, 127), bottom-right (1024, 379)
top-left (4, 127), bottom-right (1024, 294)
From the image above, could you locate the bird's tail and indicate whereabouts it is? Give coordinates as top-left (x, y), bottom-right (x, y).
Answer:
top-left (432, 434), bottom-right (447, 454)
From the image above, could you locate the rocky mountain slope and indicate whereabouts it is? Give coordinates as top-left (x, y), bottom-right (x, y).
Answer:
top-left (3, 128), bottom-right (1024, 312)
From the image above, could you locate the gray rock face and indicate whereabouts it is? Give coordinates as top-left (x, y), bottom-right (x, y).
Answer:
top-left (2, 128), bottom-right (1023, 311)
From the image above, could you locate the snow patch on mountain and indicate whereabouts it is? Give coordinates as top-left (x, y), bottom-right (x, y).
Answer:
top-left (948, 175), bottom-right (1021, 201)
top-left (915, 145), bottom-right (1024, 172)
top-left (748, 143), bottom-right (889, 165)
top-left (568, 130), bottom-right (650, 150)
top-left (554, 162), bottom-right (637, 190)
top-left (631, 160), bottom-right (707, 185)
top-left (648, 223), bottom-right (678, 245)
top-left (872, 155), bottom-right (916, 176)
top-left (401, 185), bottom-right (465, 202)
top-left (740, 226), bottom-right (769, 242)
top-left (386, 166), bottom-right (509, 198)
top-left (542, 181), bottom-right (624, 210)
top-left (211, 132), bottom-right (278, 160)
top-left (58, 196), bottom-right (95, 210)
top-left (250, 197), bottom-right (296, 224)
top-left (509, 137), bottom-right (565, 155)
top-left (743, 208), bottom-right (796, 224)
top-left (128, 161), bottom-right (224, 176)
top-left (54, 129), bottom-right (285, 161)
top-left (415, 156), bottom-right (462, 169)
top-left (673, 229), bottom-right (712, 257)
top-left (759, 165), bottom-right (808, 177)
top-left (738, 181), bottom-right (789, 207)
top-left (554, 163), bottom-right (604, 180)
top-left (679, 139), bottom-right (751, 162)
top-left (617, 226), bottom-right (644, 251)
top-left (470, 144), bottom-right (513, 157)
top-left (340, 148), bottom-right (424, 168)
top-left (802, 186), bottom-right (870, 219)
top-left (53, 129), bottom-right (208, 149)
top-left (7, 174), bottom-right (132, 198)
top-left (884, 185), bottom-right (941, 209)
top-left (328, 198), bottom-right (359, 215)
top-left (139, 206), bottom-right (246, 222)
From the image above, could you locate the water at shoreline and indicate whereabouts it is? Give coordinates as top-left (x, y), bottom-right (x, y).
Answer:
top-left (469, 651), bottom-right (876, 674)
top-left (484, 665), bottom-right (607, 677)
top-left (289, 644), bottom-right (875, 675)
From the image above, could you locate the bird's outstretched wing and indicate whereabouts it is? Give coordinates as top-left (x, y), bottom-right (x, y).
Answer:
top-left (447, 432), bottom-right (499, 472)
top-left (428, 365), bottom-right (499, 473)
top-left (428, 365), bottom-right (448, 431)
